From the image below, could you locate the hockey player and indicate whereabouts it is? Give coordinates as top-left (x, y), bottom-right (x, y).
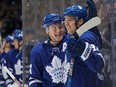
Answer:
top-left (63, 3), bottom-right (104, 87)
top-left (29, 11), bottom-right (104, 87)
top-left (29, 13), bottom-right (66, 87)
top-left (0, 35), bottom-right (14, 87)
top-left (3, 31), bottom-right (23, 87)
top-left (13, 31), bottom-right (23, 85)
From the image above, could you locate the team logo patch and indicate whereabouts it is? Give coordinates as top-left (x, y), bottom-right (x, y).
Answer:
top-left (46, 55), bottom-right (70, 84)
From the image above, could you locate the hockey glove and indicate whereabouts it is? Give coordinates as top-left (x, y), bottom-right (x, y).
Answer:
top-left (67, 38), bottom-right (93, 60)
top-left (67, 38), bottom-right (85, 56)
top-left (86, 0), bottom-right (103, 49)
top-left (86, 0), bottom-right (97, 19)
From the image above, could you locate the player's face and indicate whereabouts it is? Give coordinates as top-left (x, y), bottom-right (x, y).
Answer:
top-left (13, 39), bottom-right (19, 49)
top-left (64, 16), bottom-right (77, 34)
top-left (47, 23), bottom-right (65, 45)
top-left (5, 42), bottom-right (11, 47)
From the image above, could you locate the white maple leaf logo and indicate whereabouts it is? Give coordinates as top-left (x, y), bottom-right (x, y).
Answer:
top-left (46, 55), bottom-right (70, 84)
top-left (14, 59), bottom-right (22, 75)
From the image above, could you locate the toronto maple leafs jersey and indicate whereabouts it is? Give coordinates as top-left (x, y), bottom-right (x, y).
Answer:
top-left (14, 50), bottom-right (23, 83)
top-left (29, 31), bottom-right (104, 87)
top-left (3, 49), bottom-right (19, 86)
top-left (0, 51), bottom-right (6, 86)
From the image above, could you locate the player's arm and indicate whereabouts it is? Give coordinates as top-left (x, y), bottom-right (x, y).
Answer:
top-left (2, 51), bottom-right (20, 87)
top-left (81, 43), bottom-right (105, 72)
top-left (2, 54), bottom-right (14, 86)
top-left (86, 0), bottom-right (97, 19)
top-left (67, 33), bottom-right (104, 73)
top-left (29, 45), bottom-right (43, 87)
top-left (86, 0), bottom-right (103, 48)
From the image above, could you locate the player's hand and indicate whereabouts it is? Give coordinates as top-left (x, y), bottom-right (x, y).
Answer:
top-left (7, 82), bottom-right (19, 87)
top-left (67, 38), bottom-right (86, 56)
top-left (86, 0), bottom-right (97, 19)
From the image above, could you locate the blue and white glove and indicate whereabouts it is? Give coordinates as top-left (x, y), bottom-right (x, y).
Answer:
top-left (67, 38), bottom-right (93, 60)
top-left (7, 82), bottom-right (19, 87)
top-left (86, 0), bottom-right (97, 19)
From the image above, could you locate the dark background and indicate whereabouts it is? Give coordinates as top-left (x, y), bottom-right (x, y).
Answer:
top-left (0, 0), bottom-right (22, 38)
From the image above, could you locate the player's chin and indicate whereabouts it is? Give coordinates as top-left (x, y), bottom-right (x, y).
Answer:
top-left (66, 27), bottom-right (71, 31)
top-left (55, 36), bottom-right (64, 41)
top-left (67, 29), bottom-right (74, 33)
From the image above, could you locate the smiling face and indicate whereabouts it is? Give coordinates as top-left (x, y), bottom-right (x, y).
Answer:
top-left (64, 16), bottom-right (84, 35)
top-left (13, 39), bottom-right (19, 49)
top-left (13, 39), bottom-right (23, 49)
top-left (46, 23), bottom-right (65, 45)
top-left (64, 16), bottom-right (77, 34)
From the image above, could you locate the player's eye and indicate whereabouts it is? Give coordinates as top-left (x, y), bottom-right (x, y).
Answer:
top-left (58, 25), bottom-right (64, 29)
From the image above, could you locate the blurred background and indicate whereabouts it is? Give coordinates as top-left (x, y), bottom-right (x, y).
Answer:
top-left (0, 0), bottom-right (22, 39)
top-left (0, 0), bottom-right (116, 87)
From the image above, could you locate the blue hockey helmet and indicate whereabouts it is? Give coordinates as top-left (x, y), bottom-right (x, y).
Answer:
top-left (63, 5), bottom-right (87, 21)
top-left (4, 35), bottom-right (14, 45)
top-left (14, 31), bottom-right (23, 41)
top-left (13, 29), bottom-right (22, 35)
top-left (43, 13), bottom-right (62, 28)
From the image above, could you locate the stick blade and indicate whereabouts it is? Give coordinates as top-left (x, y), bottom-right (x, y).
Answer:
top-left (76, 17), bottom-right (101, 37)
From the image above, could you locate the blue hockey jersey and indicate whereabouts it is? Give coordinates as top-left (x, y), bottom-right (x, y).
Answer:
top-left (29, 31), bottom-right (104, 87)
top-left (14, 50), bottom-right (23, 83)
top-left (3, 49), bottom-right (19, 86)
top-left (0, 51), bottom-right (6, 86)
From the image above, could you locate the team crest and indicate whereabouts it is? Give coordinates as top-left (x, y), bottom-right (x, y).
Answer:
top-left (46, 55), bottom-right (70, 84)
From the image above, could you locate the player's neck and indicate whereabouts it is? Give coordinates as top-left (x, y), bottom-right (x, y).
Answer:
top-left (50, 40), bottom-right (61, 46)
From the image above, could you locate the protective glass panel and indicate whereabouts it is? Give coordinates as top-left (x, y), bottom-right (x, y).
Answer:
top-left (22, 0), bottom-right (116, 87)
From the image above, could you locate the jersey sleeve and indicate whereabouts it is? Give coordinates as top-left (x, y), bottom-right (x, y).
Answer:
top-left (29, 44), bottom-right (43, 87)
top-left (78, 31), bottom-right (105, 73)
top-left (2, 53), bottom-right (14, 86)
top-left (81, 43), bottom-right (105, 73)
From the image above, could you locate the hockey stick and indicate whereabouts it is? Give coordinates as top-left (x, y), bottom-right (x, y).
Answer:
top-left (3, 66), bottom-right (22, 87)
top-left (67, 17), bottom-right (101, 87)
top-left (76, 17), bottom-right (101, 37)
